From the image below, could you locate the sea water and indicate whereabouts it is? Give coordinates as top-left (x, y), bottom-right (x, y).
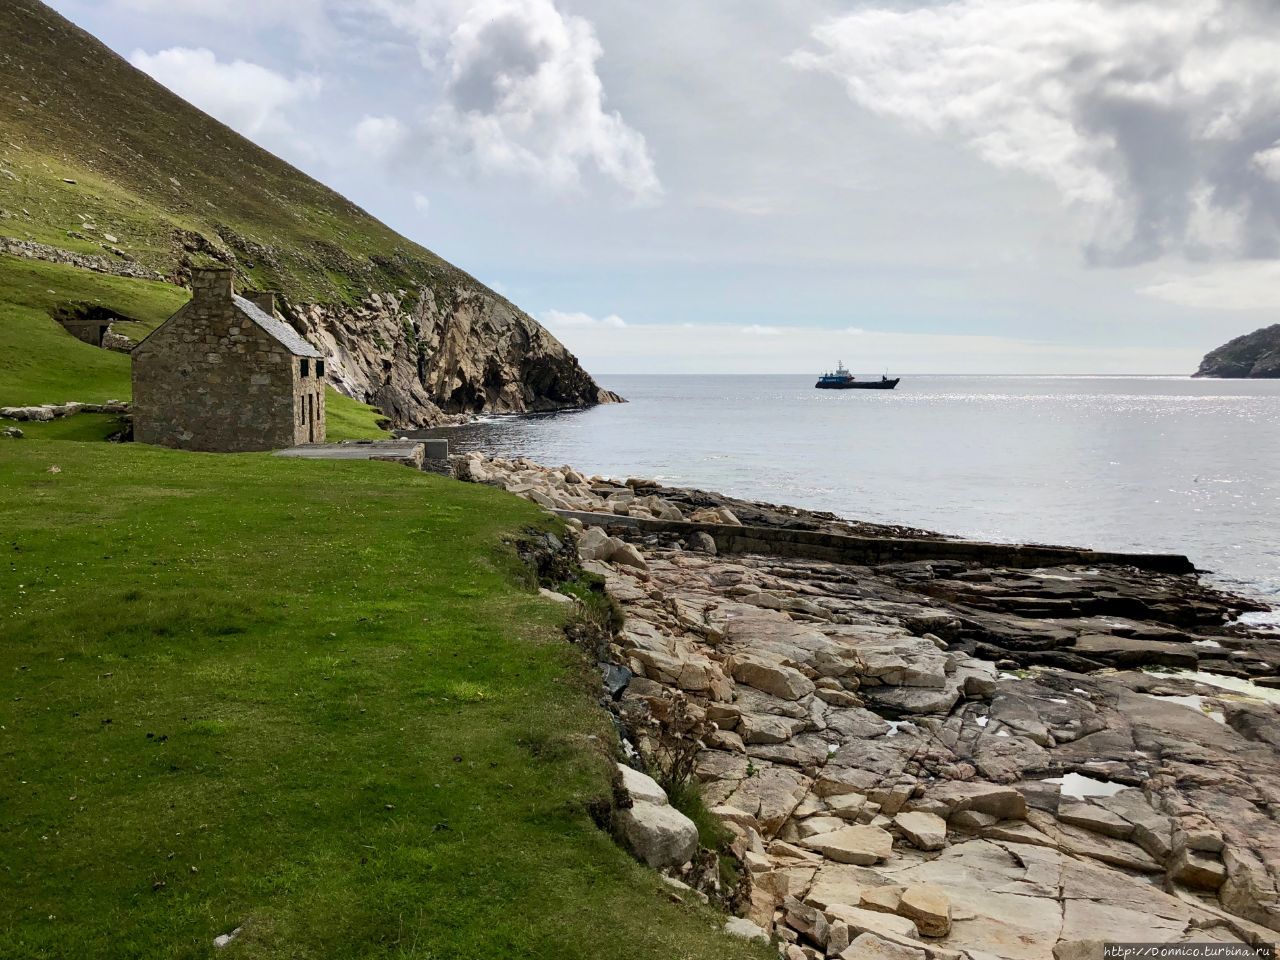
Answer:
top-left (422, 375), bottom-right (1280, 606)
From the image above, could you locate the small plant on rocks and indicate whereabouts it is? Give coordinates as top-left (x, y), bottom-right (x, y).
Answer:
top-left (633, 691), bottom-right (711, 798)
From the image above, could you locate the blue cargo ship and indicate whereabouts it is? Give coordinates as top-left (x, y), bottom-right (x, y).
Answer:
top-left (815, 362), bottom-right (899, 390)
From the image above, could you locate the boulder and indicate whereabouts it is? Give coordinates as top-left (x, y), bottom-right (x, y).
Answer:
top-left (824, 903), bottom-right (919, 940)
top-left (948, 809), bottom-right (998, 832)
top-left (828, 921), bottom-right (851, 955)
top-left (1169, 847), bottom-right (1226, 890)
top-left (716, 507), bottom-right (743, 525)
top-left (796, 816), bottom-right (848, 839)
top-left (859, 886), bottom-right (904, 915)
top-left (928, 782), bottom-right (1026, 820)
top-left (610, 540), bottom-right (649, 570)
top-left (841, 933), bottom-right (926, 960)
top-left (826, 793), bottom-right (872, 822)
top-left (740, 712), bottom-right (807, 744)
top-left (690, 506), bottom-right (743, 525)
top-left (896, 884), bottom-right (951, 938)
top-left (617, 800), bottom-right (698, 869)
top-left (783, 895), bottom-right (830, 947)
top-left (576, 527), bottom-right (614, 562)
top-left (690, 531), bottom-right (718, 555)
top-left (725, 765), bottom-right (812, 835)
top-left (861, 683), bottom-right (962, 716)
top-left (723, 917), bottom-right (769, 944)
top-left (527, 489), bottom-right (557, 509)
top-left (805, 866), bottom-right (865, 911)
top-left (799, 825), bottom-right (893, 865)
top-left (538, 587), bottom-right (575, 606)
top-left (894, 811), bottom-right (947, 851)
top-left (617, 763), bottom-right (668, 805)
top-left (1057, 801), bottom-right (1134, 840)
top-left (731, 655), bottom-right (815, 701)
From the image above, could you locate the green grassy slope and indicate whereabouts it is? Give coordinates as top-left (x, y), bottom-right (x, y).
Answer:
top-left (0, 254), bottom-right (184, 405)
top-left (324, 390), bottom-right (394, 441)
top-left (0, 439), bottom-right (765, 960)
top-left (0, 0), bottom-right (471, 304)
top-left (0, 254), bottom-right (388, 438)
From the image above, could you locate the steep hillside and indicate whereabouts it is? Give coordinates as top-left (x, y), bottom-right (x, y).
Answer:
top-left (0, 0), bottom-right (619, 424)
top-left (1193, 323), bottom-right (1280, 379)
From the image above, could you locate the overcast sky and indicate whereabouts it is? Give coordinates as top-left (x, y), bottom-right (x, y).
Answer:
top-left (47, 0), bottom-right (1280, 374)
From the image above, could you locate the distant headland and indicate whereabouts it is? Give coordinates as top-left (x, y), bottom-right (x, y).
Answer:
top-left (1194, 323), bottom-right (1280, 378)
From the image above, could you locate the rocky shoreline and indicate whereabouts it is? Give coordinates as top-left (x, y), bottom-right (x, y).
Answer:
top-left (453, 452), bottom-right (1280, 957)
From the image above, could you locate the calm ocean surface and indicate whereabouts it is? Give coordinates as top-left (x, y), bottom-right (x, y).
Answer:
top-left (427, 375), bottom-right (1280, 607)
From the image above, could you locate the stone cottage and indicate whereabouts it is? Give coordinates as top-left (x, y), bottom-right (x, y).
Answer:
top-left (132, 266), bottom-right (326, 452)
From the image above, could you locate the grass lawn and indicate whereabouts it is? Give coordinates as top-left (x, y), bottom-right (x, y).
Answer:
top-left (0, 439), bottom-right (765, 960)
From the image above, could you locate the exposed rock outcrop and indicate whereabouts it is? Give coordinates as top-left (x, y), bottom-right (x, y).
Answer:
top-left (1194, 324), bottom-right (1280, 379)
top-left (614, 763), bottom-right (699, 870)
top-left (0, 236), bottom-right (162, 281)
top-left (494, 454), bottom-right (1280, 954)
top-left (285, 286), bottom-right (621, 427)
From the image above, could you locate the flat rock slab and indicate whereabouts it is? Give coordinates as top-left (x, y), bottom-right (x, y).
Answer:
top-left (898, 884), bottom-right (952, 937)
top-left (841, 932), bottom-right (927, 959)
top-left (895, 811), bottom-right (948, 851)
top-left (1071, 634), bottom-right (1199, 669)
top-left (801, 825), bottom-right (894, 865)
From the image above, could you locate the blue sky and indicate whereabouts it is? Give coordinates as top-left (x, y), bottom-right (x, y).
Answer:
top-left (46, 0), bottom-right (1280, 373)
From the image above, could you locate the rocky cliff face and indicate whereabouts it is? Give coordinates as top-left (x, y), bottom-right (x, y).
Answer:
top-left (1194, 324), bottom-right (1280, 378)
top-left (286, 284), bottom-right (621, 427)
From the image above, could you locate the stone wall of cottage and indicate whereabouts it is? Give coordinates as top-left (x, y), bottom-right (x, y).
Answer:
top-left (291, 354), bottom-right (326, 446)
top-left (132, 269), bottom-right (301, 452)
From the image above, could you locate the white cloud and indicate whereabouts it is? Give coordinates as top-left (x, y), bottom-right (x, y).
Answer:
top-left (741, 325), bottom-right (782, 336)
top-left (543, 309), bottom-right (627, 329)
top-left (412, 191), bottom-right (431, 213)
top-left (1253, 141), bottom-right (1280, 183)
top-left (130, 47), bottom-right (321, 139)
top-left (370, 0), bottom-right (660, 202)
top-left (790, 0), bottom-right (1280, 264)
top-left (353, 115), bottom-right (409, 158)
top-left (1140, 262), bottom-right (1280, 310)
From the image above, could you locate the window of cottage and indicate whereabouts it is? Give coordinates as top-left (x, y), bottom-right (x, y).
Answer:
top-left (300, 358), bottom-right (310, 377)
top-left (317, 360), bottom-right (326, 377)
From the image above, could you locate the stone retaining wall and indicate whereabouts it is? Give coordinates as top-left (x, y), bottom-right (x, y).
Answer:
top-left (553, 510), bottom-right (1196, 575)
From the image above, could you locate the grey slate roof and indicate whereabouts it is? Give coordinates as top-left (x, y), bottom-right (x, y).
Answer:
top-left (233, 295), bottom-right (323, 358)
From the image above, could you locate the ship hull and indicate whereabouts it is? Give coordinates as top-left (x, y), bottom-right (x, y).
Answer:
top-left (815, 378), bottom-right (900, 390)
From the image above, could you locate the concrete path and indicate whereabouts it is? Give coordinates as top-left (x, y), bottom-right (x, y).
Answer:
top-left (274, 441), bottom-right (424, 468)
